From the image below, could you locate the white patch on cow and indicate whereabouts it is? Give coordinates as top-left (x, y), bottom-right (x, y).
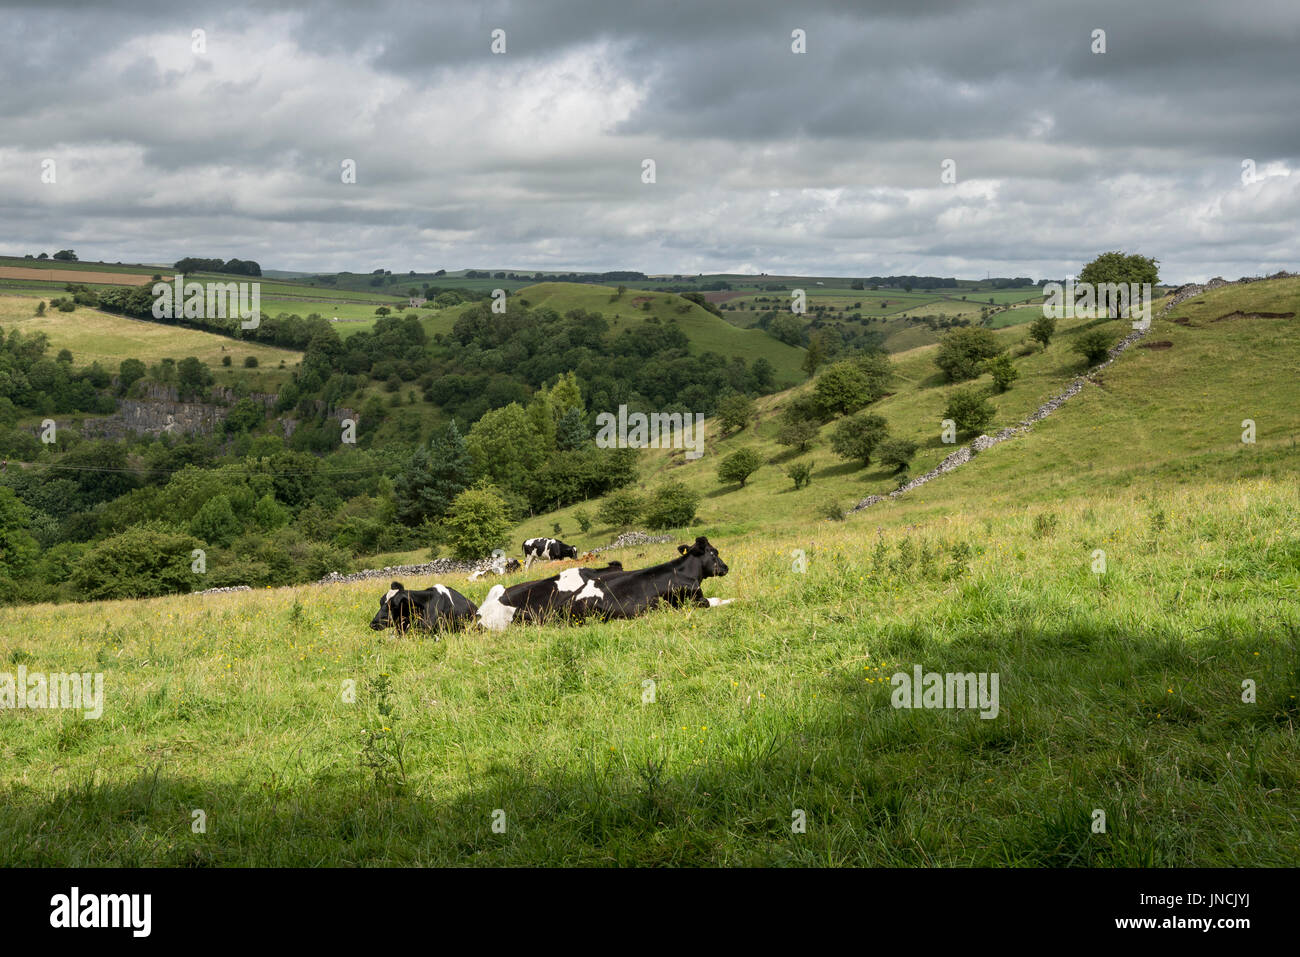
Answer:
top-left (556, 568), bottom-right (587, 593)
top-left (383, 588), bottom-right (398, 602)
top-left (575, 578), bottom-right (605, 601)
top-left (707, 597), bottom-right (734, 607)
top-left (434, 584), bottom-right (452, 601)
top-left (476, 584), bottom-right (517, 631)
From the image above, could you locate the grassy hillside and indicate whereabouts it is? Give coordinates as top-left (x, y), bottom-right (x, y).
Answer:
top-left (714, 284), bottom-right (1043, 357)
top-left (506, 277), bottom-right (1299, 548)
top-left (517, 283), bottom-right (807, 386)
top-left (1, 475), bottom-right (1295, 866)
top-left (2, 276), bottom-right (1296, 867)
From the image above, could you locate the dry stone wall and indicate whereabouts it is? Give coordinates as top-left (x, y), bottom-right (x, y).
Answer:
top-left (850, 272), bottom-right (1294, 515)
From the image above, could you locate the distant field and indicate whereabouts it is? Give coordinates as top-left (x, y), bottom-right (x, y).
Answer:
top-left (0, 262), bottom-right (408, 307)
top-left (989, 304), bottom-right (1044, 328)
top-left (0, 256), bottom-right (169, 276)
top-left (0, 295), bottom-right (300, 389)
top-left (0, 265), bottom-right (156, 286)
top-left (300, 272), bottom-right (535, 296)
top-left (242, 280), bottom-right (405, 304)
top-left (259, 298), bottom-right (408, 324)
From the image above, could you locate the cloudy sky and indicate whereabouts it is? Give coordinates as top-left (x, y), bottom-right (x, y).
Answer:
top-left (2, 0), bottom-right (1297, 283)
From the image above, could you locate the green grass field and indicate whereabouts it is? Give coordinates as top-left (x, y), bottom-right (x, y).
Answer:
top-left (0, 295), bottom-right (300, 391)
top-left (1, 476), bottom-right (1295, 866)
top-left (1, 277), bottom-right (1296, 866)
top-left (988, 304), bottom-right (1043, 328)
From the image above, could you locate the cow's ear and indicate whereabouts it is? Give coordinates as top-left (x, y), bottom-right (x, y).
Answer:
top-left (391, 581), bottom-right (403, 591)
top-left (677, 544), bottom-right (689, 555)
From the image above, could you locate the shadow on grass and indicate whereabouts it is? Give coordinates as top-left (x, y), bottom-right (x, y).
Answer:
top-left (814, 461), bottom-right (861, 481)
top-left (4, 612), bottom-right (1297, 867)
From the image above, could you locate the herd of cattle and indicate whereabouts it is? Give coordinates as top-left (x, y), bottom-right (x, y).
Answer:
top-left (369, 536), bottom-right (732, 635)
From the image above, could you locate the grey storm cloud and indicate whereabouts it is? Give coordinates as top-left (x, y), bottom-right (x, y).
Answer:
top-left (0, 0), bottom-right (1296, 281)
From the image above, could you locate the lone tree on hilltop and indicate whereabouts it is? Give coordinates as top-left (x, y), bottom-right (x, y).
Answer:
top-left (1078, 251), bottom-right (1160, 317)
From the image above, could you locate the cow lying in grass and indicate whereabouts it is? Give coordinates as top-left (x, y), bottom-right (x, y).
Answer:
top-left (475, 537), bottom-right (731, 630)
top-left (568, 537), bottom-right (732, 621)
top-left (370, 581), bottom-right (478, 636)
top-left (476, 562), bottom-right (623, 631)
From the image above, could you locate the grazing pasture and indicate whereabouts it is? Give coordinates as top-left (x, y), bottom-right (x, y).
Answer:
top-left (0, 477), bottom-right (1296, 866)
top-left (0, 295), bottom-right (300, 390)
top-left (0, 276), bottom-right (1295, 867)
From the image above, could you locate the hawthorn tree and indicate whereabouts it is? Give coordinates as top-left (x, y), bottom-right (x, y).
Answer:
top-left (1077, 251), bottom-right (1160, 317)
top-left (717, 447), bottom-right (763, 488)
top-left (830, 412), bottom-right (890, 467)
top-left (944, 387), bottom-right (995, 436)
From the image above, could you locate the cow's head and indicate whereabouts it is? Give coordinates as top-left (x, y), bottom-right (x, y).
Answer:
top-left (371, 581), bottom-right (415, 633)
top-left (677, 537), bottom-right (728, 578)
top-left (559, 542), bottom-right (580, 560)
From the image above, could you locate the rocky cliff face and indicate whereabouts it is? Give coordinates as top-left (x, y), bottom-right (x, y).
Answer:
top-left (75, 383), bottom-right (281, 439)
top-left (36, 382), bottom-right (345, 442)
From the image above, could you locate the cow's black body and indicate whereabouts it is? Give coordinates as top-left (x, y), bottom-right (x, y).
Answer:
top-left (477, 538), bottom-right (732, 629)
top-left (569, 537), bottom-right (729, 621)
top-left (476, 562), bottom-right (623, 630)
top-left (370, 581), bottom-right (478, 636)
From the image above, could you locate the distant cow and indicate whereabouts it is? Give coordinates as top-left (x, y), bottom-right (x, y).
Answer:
top-left (468, 555), bottom-right (523, 582)
top-left (568, 536), bottom-right (732, 621)
top-left (370, 581), bottom-right (478, 636)
top-left (476, 562), bottom-right (623, 631)
top-left (522, 537), bottom-right (579, 568)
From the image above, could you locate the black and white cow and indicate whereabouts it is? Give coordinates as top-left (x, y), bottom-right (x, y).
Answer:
top-left (567, 537), bottom-right (732, 622)
top-left (370, 581), bottom-right (478, 636)
top-left (522, 537), bottom-right (580, 568)
top-left (476, 562), bottom-right (623, 631)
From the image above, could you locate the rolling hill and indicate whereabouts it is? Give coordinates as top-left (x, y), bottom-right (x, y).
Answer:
top-left (3, 277), bottom-right (1295, 866)
top-left (505, 276), bottom-right (1300, 545)
top-left (511, 282), bottom-right (808, 386)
